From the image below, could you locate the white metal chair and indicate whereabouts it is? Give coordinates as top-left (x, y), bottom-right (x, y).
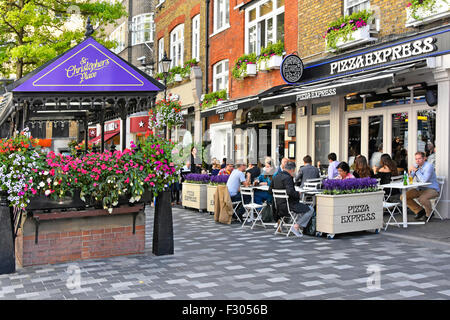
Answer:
top-left (271, 189), bottom-right (299, 237)
top-left (426, 176), bottom-right (445, 222)
top-left (240, 187), bottom-right (266, 229)
top-left (391, 175), bottom-right (403, 182)
top-left (232, 200), bottom-right (242, 223)
top-left (300, 182), bottom-right (320, 205)
top-left (382, 181), bottom-right (402, 231)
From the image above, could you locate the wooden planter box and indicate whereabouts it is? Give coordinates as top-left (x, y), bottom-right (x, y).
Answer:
top-left (406, 0), bottom-right (450, 27)
top-left (182, 183), bottom-right (207, 211)
top-left (207, 185), bottom-right (218, 213)
top-left (316, 191), bottom-right (384, 238)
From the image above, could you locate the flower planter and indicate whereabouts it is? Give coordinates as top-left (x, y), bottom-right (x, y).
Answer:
top-left (268, 55), bottom-right (283, 69)
top-left (257, 59), bottom-right (270, 72)
top-left (174, 74), bottom-right (182, 82)
top-left (406, 0), bottom-right (450, 27)
top-left (207, 185), bottom-right (217, 213)
top-left (316, 191), bottom-right (384, 238)
top-left (246, 63), bottom-right (257, 77)
top-left (27, 189), bottom-right (86, 211)
top-left (182, 182), bottom-right (207, 211)
top-left (332, 25), bottom-right (374, 50)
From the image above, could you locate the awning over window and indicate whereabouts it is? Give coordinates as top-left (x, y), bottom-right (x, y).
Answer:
top-left (89, 131), bottom-right (120, 145)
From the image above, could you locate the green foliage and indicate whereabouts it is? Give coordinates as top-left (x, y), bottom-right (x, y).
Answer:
top-left (259, 41), bottom-right (284, 60)
top-left (231, 52), bottom-right (257, 79)
top-left (407, 0), bottom-right (447, 20)
top-left (0, 0), bottom-right (127, 79)
top-left (324, 10), bottom-right (373, 51)
top-left (200, 89), bottom-right (228, 110)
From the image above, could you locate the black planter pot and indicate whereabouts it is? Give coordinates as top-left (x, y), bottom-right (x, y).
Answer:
top-left (27, 189), bottom-right (86, 211)
top-left (153, 190), bottom-right (174, 256)
top-left (0, 192), bottom-right (15, 274)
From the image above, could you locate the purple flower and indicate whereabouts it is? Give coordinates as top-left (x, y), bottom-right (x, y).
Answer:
top-left (185, 174), bottom-right (210, 184)
top-left (210, 175), bottom-right (229, 184)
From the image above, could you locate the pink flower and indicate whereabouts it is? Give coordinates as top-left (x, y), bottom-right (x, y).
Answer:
top-left (125, 177), bottom-right (130, 184)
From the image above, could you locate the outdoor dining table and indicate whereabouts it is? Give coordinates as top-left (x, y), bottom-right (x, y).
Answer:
top-left (379, 181), bottom-right (431, 228)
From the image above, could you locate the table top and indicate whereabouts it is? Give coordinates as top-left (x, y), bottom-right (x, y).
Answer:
top-left (379, 181), bottom-right (431, 189)
top-left (253, 185), bottom-right (269, 191)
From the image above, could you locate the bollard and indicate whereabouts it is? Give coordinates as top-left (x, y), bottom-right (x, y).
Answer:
top-left (0, 192), bottom-right (15, 274)
top-left (152, 190), bottom-right (174, 256)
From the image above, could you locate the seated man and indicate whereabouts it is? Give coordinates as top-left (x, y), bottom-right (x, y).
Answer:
top-left (226, 162), bottom-right (250, 219)
top-left (270, 161), bottom-right (314, 238)
top-left (403, 151), bottom-right (440, 221)
top-left (295, 155), bottom-right (320, 187)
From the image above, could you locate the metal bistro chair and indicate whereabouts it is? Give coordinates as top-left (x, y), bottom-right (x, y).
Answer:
top-left (426, 176), bottom-right (446, 222)
top-left (301, 181), bottom-right (321, 205)
top-left (271, 189), bottom-right (299, 237)
top-left (382, 178), bottom-right (402, 231)
top-left (232, 200), bottom-right (242, 223)
top-left (240, 187), bottom-right (267, 229)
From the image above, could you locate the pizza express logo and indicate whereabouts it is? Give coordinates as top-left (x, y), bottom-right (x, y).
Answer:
top-left (330, 37), bottom-right (437, 75)
top-left (65, 57), bottom-right (110, 84)
top-left (281, 55), bottom-right (304, 84)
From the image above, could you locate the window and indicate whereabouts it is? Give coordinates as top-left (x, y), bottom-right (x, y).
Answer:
top-left (170, 24), bottom-right (184, 68)
top-left (213, 60), bottom-right (229, 92)
top-left (245, 0), bottom-right (284, 55)
top-left (109, 22), bottom-right (126, 54)
top-left (132, 13), bottom-right (153, 46)
top-left (192, 14), bottom-right (200, 61)
top-left (214, 0), bottom-right (229, 33)
top-left (52, 122), bottom-right (69, 138)
top-left (158, 37), bottom-right (164, 73)
top-left (344, 0), bottom-right (370, 15)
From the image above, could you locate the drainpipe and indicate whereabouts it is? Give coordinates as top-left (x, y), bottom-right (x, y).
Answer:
top-left (205, 0), bottom-right (210, 95)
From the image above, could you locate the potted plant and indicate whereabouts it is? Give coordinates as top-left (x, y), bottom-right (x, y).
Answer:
top-left (406, 0), bottom-right (450, 27)
top-left (315, 177), bottom-right (384, 239)
top-left (258, 41), bottom-right (284, 71)
top-left (207, 175), bottom-right (229, 213)
top-left (182, 173), bottom-right (210, 211)
top-left (324, 10), bottom-right (374, 51)
top-left (200, 89), bottom-right (228, 110)
top-left (169, 66), bottom-right (183, 82)
top-left (232, 53), bottom-right (257, 79)
top-left (149, 98), bottom-right (184, 131)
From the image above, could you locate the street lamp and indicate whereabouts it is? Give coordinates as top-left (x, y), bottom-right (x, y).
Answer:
top-left (160, 51), bottom-right (172, 101)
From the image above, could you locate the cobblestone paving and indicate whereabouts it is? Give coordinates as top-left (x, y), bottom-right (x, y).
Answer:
top-left (1, 206), bottom-right (450, 300)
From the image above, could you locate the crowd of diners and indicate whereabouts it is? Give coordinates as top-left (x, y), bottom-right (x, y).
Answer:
top-left (171, 146), bottom-right (439, 237)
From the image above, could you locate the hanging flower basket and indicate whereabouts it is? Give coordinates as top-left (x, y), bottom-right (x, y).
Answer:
top-left (232, 53), bottom-right (257, 79)
top-left (406, 0), bottom-right (450, 27)
top-left (149, 98), bottom-right (184, 130)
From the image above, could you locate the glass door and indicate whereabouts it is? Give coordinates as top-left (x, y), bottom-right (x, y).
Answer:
top-left (276, 124), bottom-right (285, 165)
top-left (347, 117), bottom-right (361, 169)
top-left (313, 119), bottom-right (330, 170)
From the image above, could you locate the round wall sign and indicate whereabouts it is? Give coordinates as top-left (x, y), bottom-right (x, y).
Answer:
top-left (280, 54), bottom-right (304, 84)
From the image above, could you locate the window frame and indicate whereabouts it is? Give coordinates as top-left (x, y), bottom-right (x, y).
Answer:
top-left (244, 0), bottom-right (285, 55)
top-left (170, 24), bottom-right (184, 68)
top-left (213, 0), bottom-right (230, 34)
top-left (191, 14), bottom-right (200, 61)
top-left (212, 59), bottom-right (229, 93)
top-left (131, 13), bottom-right (154, 46)
top-left (158, 37), bottom-right (164, 73)
top-left (343, 0), bottom-right (370, 15)
top-left (109, 22), bottom-right (126, 54)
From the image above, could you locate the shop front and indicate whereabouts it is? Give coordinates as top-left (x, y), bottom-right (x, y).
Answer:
top-left (263, 25), bottom-right (450, 218)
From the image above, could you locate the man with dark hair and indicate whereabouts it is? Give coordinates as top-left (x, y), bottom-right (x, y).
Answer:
top-left (246, 162), bottom-right (261, 184)
top-left (327, 152), bottom-right (340, 179)
top-left (403, 151), bottom-right (440, 221)
top-left (270, 161), bottom-right (314, 238)
top-left (221, 158), bottom-right (227, 169)
top-left (295, 155), bottom-right (320, 187)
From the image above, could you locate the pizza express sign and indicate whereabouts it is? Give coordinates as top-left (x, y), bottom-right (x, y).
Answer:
top-left (281, 27), bottom-right (450, 85)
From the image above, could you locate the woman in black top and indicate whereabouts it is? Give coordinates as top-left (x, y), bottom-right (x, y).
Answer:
top-left (353, 155), bottom-right (375, 178)
top-left (373, 154), bottom-right (400, 200)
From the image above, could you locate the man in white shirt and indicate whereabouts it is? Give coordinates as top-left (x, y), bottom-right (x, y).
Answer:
top-left (327, 153), bottom-right (340, 179)
top-left (226, 163), bottom-right (250, 218)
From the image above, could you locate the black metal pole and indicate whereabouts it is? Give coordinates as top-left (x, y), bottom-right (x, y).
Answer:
top-left (84, 116), bottom-right (88, 153)
top-left (121, 114), bottom-right (127, 151)
top-left (152, 190), bottom-right (174, 256)
top-left (0, 192), bottom-right (15, 274)
top-left (99, 112), bottom-right (105, 153)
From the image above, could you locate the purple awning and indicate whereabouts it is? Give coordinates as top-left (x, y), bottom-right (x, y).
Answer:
top-left (12, 37), bottom-right (163, 93)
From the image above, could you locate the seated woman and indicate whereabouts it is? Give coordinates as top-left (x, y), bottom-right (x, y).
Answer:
top-left (373, 153), bottom-right (400, 201)
top-left (210, 160), bottom-right (221, 176)
top-left (335, 162), bottom-right (355, 180)
top-left (253, 161), bottom-right (275, 205)
top-left (353, 155), bottom-right (375, 178)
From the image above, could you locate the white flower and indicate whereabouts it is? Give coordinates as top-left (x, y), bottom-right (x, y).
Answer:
top-left (108, 208), bottom-right (113, 214)
top-left (135, 196), bottom-right (141, 202)
top-left (47, 178), bottom-right (51, 183)
top-left (45, 190), bottom-right (51, 196)
top-left (129, 197), bottom-right (135, 203)
top-left (112, 201), bottom-right (118, 206)
top-left (43, 171), bottom-right (49, 176)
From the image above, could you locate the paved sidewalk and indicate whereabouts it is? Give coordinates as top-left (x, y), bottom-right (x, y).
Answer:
top-left (0, 206), bottom-right (450, 300)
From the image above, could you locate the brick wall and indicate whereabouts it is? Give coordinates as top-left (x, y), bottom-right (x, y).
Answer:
top-left (209, 0), bottom-right (299, 100)
top-left (16, 210), bottom-right (145, 267)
